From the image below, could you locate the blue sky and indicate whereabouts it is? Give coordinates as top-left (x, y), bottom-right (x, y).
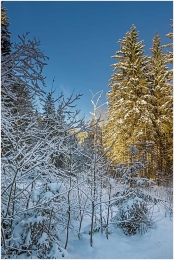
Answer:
top-left (4, 1), bottom-right (173, 120)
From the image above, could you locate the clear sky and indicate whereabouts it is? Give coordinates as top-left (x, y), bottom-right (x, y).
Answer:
top-left (4, 1), bottom-right (173, 120)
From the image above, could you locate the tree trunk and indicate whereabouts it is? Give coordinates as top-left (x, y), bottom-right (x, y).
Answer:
top-left (106, 183), bottom-right (111, 239)
top-left (90, 201), bottom-right (95, 247)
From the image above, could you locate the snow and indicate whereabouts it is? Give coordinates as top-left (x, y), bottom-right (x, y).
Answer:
top-left (130, 145), bottom-right (137, 155)
top-left (48, 182), bottom-right (65, 194)
top-left (37, 232), bottom-right (49, 247)
top-left (44, 191), bottom-right (54, 199)
top-left (48, 243), bottom-right (69, 259)
top-left (66, 206), bottom-right (172, 259)
top-left (25, 230), bottom-right (32, 246)
top-left (32, 189), bottom-right (40, 202)
top-left (108, 178), bottom-right (115, 186)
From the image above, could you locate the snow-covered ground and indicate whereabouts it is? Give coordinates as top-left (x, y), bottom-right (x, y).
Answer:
top-left (66, 206), bottom-right (172, 259)
top-left (8, 186), bottom-right (172, 259)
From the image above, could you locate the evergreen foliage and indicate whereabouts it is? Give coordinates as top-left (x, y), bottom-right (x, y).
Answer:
top-left (43, 92), bottom-right (56, 118)
top-left (104, 24), bottom-right (173, 181)
top-left (104, 25), bottom-right (150, 165)
top-left (147, 33), bottom-right (173, 180)
top-left (1, 6), bottom-right (11, 55)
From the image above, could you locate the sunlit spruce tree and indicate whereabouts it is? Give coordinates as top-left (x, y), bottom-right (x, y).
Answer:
top-left (104, 25), bottom-right (152, 168)
top-left (147, 33), bottom-right (173, 180)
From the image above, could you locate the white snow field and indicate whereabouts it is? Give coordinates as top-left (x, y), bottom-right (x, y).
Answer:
top-left (66, 211), bottom-right (172, 259)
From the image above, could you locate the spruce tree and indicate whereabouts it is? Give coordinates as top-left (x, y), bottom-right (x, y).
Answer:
top-left (1, 6), bottom-right (11, 55)
top-left (43, 92), bottom-right (56, 118)
top-left (104, 25), bottom-right (151, 168)
top-left (41, 92), bottom-right (56, 135)
top-left (1, 5), bottom-right (34, 125)
top-left (147, 33), bottom-right (173, 180)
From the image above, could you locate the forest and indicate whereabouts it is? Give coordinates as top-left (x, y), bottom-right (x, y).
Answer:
top-left (1, 5), bottom-right (173, 259)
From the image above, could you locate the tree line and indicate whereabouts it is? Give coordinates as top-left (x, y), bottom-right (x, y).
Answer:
top-left (104, 24), bottom-right (173, 183)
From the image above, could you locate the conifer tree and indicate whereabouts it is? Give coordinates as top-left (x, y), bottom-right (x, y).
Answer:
top-left (1, 5), bottom-right (12, 99)
top-left (104, 25), bottom-right (151, 167)
top-left (1, 6), bottom-right (37, 155)
top-left (1, 5), bottom-right (35, 125)
top-left (43, 92), bottom-right (56, 118)
top-left (147, 33), bottom-right (173, 180)
top-left (1, 6), bottom-right (11, 55)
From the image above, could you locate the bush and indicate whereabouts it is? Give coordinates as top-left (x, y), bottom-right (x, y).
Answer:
top-left (112, 194), bottom-right (152, 235)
